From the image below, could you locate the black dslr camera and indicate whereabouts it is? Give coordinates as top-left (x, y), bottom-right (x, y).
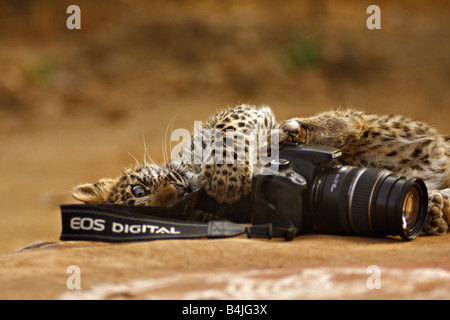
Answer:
top-left (251, 142), bottom-right (428, 241)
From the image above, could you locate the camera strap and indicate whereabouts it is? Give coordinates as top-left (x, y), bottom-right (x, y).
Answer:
top-left (60, 204), bottom-right (247, 242)
top-left (60, 190), bottom-right (296, 242)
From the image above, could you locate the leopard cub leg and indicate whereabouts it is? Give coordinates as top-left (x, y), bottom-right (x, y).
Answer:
top-left (423, 189), bottom-right (450, 235)
top-left (201, 162), bottom-right (252, 204)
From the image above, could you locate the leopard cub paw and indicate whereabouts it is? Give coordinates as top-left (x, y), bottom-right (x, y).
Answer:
top-left (423, 190), bottom-right (450, 235)
top-left (280, 119), bottom-right (307, 143)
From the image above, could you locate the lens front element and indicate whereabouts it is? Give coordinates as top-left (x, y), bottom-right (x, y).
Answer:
top-left (402, 186), bottom-right (420, 230)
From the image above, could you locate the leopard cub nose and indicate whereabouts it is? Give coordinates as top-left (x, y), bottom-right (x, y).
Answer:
top-left (172, 183), bottom-right (187, 197)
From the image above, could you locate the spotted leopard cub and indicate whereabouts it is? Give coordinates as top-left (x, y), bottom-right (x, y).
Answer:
top-left (281, 109), bottom-right (450, 235)
top-left (72, 104), bottom-right (279, 207)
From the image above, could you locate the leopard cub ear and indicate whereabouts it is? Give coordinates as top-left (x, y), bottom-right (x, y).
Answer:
top-left (72, 178), bottom-right (116, 204)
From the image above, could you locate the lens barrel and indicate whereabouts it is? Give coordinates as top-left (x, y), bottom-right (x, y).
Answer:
top-left (311, 166), bottom-right (428, 240)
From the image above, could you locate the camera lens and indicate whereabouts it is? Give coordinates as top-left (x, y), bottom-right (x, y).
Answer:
top-left (311, 167), bottom-right (428, 240)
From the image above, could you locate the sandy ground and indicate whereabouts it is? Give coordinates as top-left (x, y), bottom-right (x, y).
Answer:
top-left (1, 233), bottom-right (449, 300)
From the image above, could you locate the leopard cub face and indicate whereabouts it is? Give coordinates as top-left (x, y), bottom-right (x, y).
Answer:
top-left (72, 163), bottom-right (191, 206)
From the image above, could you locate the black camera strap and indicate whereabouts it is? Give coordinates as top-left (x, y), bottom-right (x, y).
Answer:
top-left (60, 204), bottom-right (247, 242)
top-left (60, 190), bottom-right (297, 242)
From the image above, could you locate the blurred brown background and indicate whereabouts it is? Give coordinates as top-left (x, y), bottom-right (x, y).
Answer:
top-left (0, 0), bottom-right (448, 253)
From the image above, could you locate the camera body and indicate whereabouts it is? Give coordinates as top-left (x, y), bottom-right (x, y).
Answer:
top-left (251, 142), bottom-right (428, 241)
top-left (251, 142), bottom-right (341, 237)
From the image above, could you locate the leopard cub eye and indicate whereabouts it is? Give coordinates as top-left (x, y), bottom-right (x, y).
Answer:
top-left (131, 185), bottom-right (147, 198)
